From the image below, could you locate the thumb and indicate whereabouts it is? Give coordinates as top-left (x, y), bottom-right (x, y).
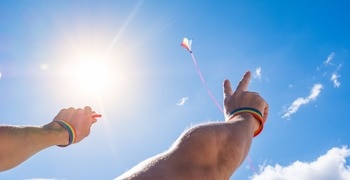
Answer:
top-left (223, 79), bottom-right (233, 98)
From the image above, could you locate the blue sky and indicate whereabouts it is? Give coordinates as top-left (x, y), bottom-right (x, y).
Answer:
top-left (1, 0), bottom-right (349, 179)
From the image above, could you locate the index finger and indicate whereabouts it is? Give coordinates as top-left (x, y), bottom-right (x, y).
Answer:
top-left (234, 71), bottom-right (251, 93)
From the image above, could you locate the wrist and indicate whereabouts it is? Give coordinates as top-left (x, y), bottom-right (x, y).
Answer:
top-left (227, 112), bottom-right (260, 131)
top-left (43, 121), bottom-right (69, 146)
top-left (227, 107), bottom-right (264, 137)
top-left (239, 112), bottom-right (260, 130)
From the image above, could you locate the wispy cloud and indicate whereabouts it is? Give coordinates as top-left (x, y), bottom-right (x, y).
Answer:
top-left (0, 71), bottom-right (2, 79)
top-left (253, 67), bottom-right (262, 80)
top-left (282, 83), bottom-right (323, 118)
top-left (324, 52), bottom-right (335, 65)
top-left (176, 97), bottom-right (188, 106)
top-left (282, 52), bottom-right (342, 118)
top-left (331, 73), bottom-right (341, 88)
top-left (251, 146), bottom-right (350, 180)
top-left (308, 84), bottom-right (323, 99)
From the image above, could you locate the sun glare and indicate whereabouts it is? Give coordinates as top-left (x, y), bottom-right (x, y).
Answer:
top-left (54, 25), bottom-right (147, 104)
top-left (74, 59), bottom-right (109, 92)
top-left (59, 55), bottom-right (116, 96)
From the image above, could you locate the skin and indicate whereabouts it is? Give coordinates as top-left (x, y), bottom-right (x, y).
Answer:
top-left (0, 71), bottom-right (268, 179)
top-left (117, 71), bottom-right (269, 180)
top-left (0, 106), bottom-right (98, 172)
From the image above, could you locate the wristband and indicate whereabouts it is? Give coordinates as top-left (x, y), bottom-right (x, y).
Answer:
top-left (229, 107), bottom-right (264, 137)
top-left (55, 120), bottom-right (76, 147)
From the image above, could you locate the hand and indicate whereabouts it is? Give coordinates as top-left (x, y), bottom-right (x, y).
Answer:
top-left (223, 71), bottom-right (269, 123)
top-left (52, 106), bottom-right (99, 144)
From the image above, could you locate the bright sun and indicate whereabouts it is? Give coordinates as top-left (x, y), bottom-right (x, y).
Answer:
top-left (59, 55), bottom-right (115, 95)
top-left (74, 59), bottom-right (109, 92)
top-left (55, 32), bottom-right (142, 100)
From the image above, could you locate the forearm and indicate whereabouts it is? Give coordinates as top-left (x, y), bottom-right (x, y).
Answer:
top-left (120, 114), bottom-right (257, 180)
top-left (119, 72), bottom-right (268, 179)
top-left (161, 114), bottom-right (256, 179)
top-left (171, 114), bottom-right (257, 178)
top-left (0, 122), bottom-right (67, 171)
top-left (222, 113), bottom-right (259, 173)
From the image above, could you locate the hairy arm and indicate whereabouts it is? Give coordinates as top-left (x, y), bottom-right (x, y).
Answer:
top-left (117, 71), bottom-right (269, 179)
top-left (0, 122), bottom-right (67, 171)
top-left (117, 116), bottom-right (258, 180)
top-left (0, 106), bottom-right (99, 172)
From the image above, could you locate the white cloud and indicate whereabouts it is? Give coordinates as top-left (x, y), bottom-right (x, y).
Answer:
top-left (177, 97), bottom-right (188, 106)
top-left (282, 84), bottom-right (323, 118)
top-left (251, 146), bottom-right (350, 180)
top-left (253, 67), bottom-right (262, 80)
top-left (331, 73), bottom-right (341, 88)
top-left (319, 53), bottom-right (342, 87)
top-left (324, 52), bottom-right (335, 65)
top-left (308, 84), bottom-right (323, 100)
top-left (0, 71), bottom-right (2, 79)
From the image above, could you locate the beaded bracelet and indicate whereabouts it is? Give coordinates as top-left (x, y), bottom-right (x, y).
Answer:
top-left (55, 120), bottom-right (76, 147)
top-left (229, 107), bottom-right (264, 137)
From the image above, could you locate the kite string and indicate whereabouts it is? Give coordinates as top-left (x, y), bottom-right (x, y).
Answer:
top-left (247, 156), bottom-right (257, 173)
top-left (190, 53), bottom-right (224, 113)
top-left (189, 52), bottom-right (257, 174)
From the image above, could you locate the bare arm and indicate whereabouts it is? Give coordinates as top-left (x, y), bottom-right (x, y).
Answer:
top-left (117, 71), bottom-right (269, 180)
top-left (0, 106), bottom-right (99, 172)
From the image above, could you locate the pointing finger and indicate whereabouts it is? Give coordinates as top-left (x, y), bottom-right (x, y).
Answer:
top-left (235, 71), bottom-right (251, 93)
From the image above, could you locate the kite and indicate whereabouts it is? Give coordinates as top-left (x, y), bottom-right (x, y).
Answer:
top-left (180, 37), bottom-right (257, 174)
top-left (180, 37), bottom-right (192, 53)
top-left (181, 37), bottom-right (223, 113)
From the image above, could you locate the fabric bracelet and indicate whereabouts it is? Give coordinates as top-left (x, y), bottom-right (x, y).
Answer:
top-left (229, 107), bottom-right (264, 137)
top-left (55, 120), bottom-right (76, 147)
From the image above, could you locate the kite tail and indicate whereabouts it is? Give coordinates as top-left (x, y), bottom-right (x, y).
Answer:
top-left (190, 53), bottom-right (224, 113)
top-left (190, 52), bottom-right (257, 175)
